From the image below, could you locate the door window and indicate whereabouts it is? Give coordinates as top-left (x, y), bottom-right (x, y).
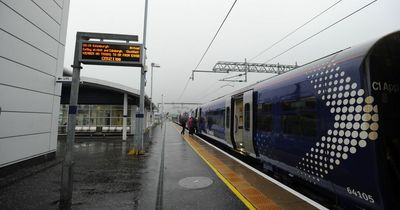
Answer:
top-left (244, 103), bottom-right (250, 131)
top-left (226, 107), bottom-right (230, 128)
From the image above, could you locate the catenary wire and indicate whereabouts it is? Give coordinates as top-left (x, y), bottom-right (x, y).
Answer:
top-left (249, 0), bottom-right (343, 62)
top-left (177, 77), bottom-right (191, 102)
top-left (194, 0), bottom-right (238, 70)
top-left (199, 80), bottom-right (220, 101)
top-left (190, 0), bottom-right (337, 103)
top-left (199, 81), bottom-right (234, 102)
top-left (177, 0), bottom-right (238, 102)
top-left (264, 0), bottom-right (378, 63)
top-left (193, 0), bottom-right (340, 101)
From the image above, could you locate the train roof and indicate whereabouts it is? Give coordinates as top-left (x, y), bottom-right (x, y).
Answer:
top-left (222, 31), bottom-right (399, 97)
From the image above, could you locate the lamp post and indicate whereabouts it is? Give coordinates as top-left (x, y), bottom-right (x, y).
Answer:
top-left (149, 62), bottom-right (160, 138)
top-left (161, 94), bottom-right (165, 125)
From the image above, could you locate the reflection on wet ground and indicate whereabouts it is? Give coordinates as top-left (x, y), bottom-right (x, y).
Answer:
top-left (0, 122), bottom-right (246, 209)
top-left (0, 131), bottom-right (159, 209)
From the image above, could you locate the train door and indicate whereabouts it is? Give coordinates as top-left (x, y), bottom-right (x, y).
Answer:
top-left (199, 108), bottom-right (203, 133)
top-left (225, 97), bottom-right (233, 146)
top-left (233, 96), bottom-right (244, 150)
top-left (243, 90), bottom-right (256, 156)
top-left (231, 91), bottom-right (256, 155)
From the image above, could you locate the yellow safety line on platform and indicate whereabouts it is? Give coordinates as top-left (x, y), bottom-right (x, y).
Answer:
top-left (174, 126), bottom-right (281, 210)
top-left (173, 127), bottom-right (255, 210)
top-left (127, 148), bottom-right (145, 156)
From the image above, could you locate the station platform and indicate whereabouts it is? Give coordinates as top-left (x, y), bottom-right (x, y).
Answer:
top-left (0, 121), bottom-right (322, 209)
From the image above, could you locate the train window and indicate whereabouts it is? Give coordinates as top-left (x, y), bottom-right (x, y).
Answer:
top-left (256, 103), bottom-right (272, 132)
top-left (300, 113), bottom-right (317, 136)
top-left (226, 107), bottom-right (230, 128)
top-left (244, 103), bottom-right (250, 131)
top-left (261, 103), bottom-right (272, 112)
top-left (205, 109), bottom-right (225, 129)
top-left (282, 115), bottom-right (302, 135)
top-left (304, 97), bottom-right (316, 109)
top-left (282, 97), bottom-right (316, 112)
top-left (282, 100), bottom-right (296, 111)
top-left (281, 97), bottom-right (317, 137)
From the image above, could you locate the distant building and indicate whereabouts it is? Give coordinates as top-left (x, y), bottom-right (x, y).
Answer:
top-left (59, 71), bottom-right (154, 136)
top-left (0, 1), bottom-right (70, 168)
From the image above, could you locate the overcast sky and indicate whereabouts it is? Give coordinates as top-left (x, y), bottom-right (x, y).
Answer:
top-left (64, 0), bottom-right (400, 112)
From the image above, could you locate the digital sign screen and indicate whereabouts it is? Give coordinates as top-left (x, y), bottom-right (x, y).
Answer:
top-left (79, 41), bottom-right (142, 67)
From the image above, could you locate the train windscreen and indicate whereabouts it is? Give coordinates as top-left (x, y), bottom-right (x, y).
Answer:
top-left (368, 32), bottom-right (400, 208)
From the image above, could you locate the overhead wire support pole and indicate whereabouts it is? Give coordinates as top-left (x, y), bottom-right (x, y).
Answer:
top-left (191, 61), bottom-right (297, 82)
top-left (213, 61), bottom-right (297, 74)
top-left (191, 69), bottom-right (228, 80)
top-left (219, 73), bottom-right (246, 82)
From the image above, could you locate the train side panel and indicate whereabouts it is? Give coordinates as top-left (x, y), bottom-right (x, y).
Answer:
top-left (197, 31), bottom-right (399, 210)
top-left (254, 51), bottom-right (384, 209)
top-left (199, 98), bottom-right (227, 145)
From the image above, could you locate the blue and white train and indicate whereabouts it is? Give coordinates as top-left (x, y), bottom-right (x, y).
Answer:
top-left (193, 31), bottom-right (399, 209)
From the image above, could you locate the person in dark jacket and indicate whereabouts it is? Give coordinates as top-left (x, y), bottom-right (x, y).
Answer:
top-left (188, 117), bottom-right (194, 135)
top-left (180, 114), bottom-right (187, 134)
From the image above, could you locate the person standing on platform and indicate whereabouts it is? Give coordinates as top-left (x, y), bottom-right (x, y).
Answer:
top-left (180, 113), bottom-right (187, 135)
top-left (188, 116), bottom-right (194, 135)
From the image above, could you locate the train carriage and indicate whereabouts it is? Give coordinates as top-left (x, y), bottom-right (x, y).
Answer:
top-left (196, 31), bottom-right (399, 209)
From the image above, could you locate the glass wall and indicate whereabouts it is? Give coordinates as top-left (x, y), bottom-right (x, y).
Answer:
top-left (58, 105), bottom-right (133, 133)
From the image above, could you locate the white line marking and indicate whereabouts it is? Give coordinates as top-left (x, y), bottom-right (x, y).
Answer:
top-left (195, 134), bottom-right (329, 210)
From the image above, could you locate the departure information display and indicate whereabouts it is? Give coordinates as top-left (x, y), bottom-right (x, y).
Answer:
top-left (79, 41), bottom-right (142, 67)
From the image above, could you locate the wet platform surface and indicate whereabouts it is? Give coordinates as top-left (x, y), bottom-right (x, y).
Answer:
top-left (0, 121), bottom-right (322, 209)
top-left (0, 122), bottom-right (246, 209)
top-left (178, 126), bottom-right (319, 210)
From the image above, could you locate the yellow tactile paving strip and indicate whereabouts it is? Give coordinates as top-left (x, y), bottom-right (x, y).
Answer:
top-left (174, 126), bottom-right (282, 210)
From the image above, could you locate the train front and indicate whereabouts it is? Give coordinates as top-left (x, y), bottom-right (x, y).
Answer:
top-left (366, 31), bottom-right (400, 209)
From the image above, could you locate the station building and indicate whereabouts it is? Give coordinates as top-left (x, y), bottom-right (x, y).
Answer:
top-left (59, 69), bottom-right (155, 136)
top-left (0, 0), bottom-right (70, 169)
top-left (0, 1), bottom-right (154, 170)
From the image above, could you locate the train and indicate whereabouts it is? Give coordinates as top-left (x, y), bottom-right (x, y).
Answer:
top-left (190, 31), bottom-right (399, 209)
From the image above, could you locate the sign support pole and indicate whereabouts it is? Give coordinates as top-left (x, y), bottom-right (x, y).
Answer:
top-left (59, 35), bottom-right (82, 209)
top-left (58, 32), bottom-right (143, 207)
top-left (122, 93), bottom-right (128, 141)
top-left (130, 0), bottom-right (149, 155)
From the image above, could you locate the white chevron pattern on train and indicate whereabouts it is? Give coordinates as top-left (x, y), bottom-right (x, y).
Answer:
top-left (189, 31), bottom-right (400, 210)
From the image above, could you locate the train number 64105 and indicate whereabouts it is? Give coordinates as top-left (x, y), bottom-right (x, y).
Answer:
top-left (346, 187), bottom-right (375, 203)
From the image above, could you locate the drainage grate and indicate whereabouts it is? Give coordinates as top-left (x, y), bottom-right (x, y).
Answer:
top-left (178, 177), bottom-right (213, 189)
